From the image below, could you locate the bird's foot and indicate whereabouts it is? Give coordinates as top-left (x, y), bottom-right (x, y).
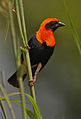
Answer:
top-left (20, 45), bottom-right (31, 53)
top-left (29, 78), bottom-right (36, 86)
top-left (24, 45), bottom-right (31, 50)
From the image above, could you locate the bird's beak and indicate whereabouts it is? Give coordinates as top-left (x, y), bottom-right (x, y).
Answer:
top-left (58, 21), bottom-right (66, 27)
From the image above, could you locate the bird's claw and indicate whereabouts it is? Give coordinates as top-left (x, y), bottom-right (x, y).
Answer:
top-left (29, 79), bottom-right (34, 86)
top-left (24, 45), bottom-right (31, 50)
top-left (20, 45), bottom-right (31, 53)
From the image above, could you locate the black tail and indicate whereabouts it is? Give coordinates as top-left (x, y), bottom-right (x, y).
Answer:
top-left (7, 72), bottom-right (27, 88)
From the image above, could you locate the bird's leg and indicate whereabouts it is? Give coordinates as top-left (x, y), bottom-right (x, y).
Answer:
top-left (29, 63), bottom-right (42, 86)
top-left (24, 45), bottom-right (31, 50)
top-left (31, 64), bottom-right (37, 69)
top-left (20, 45), bottom-right (31, 54)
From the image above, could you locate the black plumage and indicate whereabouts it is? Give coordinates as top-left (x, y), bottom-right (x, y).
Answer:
top-left (28, 34), bottom-right (55, 75)
top-left (8, 33), bottom-right (55, 88)
top-left (7, 18), bottom-right (65, 88)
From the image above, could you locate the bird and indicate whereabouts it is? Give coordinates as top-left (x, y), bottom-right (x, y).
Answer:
top-left (8, 18), bottom-right (65, 88)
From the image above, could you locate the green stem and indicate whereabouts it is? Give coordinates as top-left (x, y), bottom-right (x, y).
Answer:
top-left (18, 77), bottom-right (27, 119)
top-left (0, 92), bottom-right (20, 100)
top-left (18, 0), bottom-right (27, 44)
top-left (8, 1), bottom-right (17, 58)
top-left (15, 0), bottom-right (25, 45)
top-left (1, 71), bottom-right (5, 89)
top-left (18, 0), bottom-right (36, 102)
top-left (25, 54), bottom-right (36, 102)
top-left (17, 42), bottom-right (27, 119)
top-left (0, 85), bottom-right (16, 119)
top-left (0, 101), bottom-right (8, 119)
top-left (8, 1), bottom-right (27, 119)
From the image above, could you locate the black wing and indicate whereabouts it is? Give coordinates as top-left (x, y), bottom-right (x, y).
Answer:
top-left (28, 33), bottom-right (55, 68)
top-left (21, 33), bottom-right (55, 76)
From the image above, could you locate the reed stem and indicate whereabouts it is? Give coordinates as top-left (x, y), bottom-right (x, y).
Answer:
top-left (8, 1), bottom-right (27, 119)
top-left (16, 0), bottom-right (36, 102)
top-left (0, 85), bottom-right (16, 119)
top-left (0, 101), bottom-right (8, 119)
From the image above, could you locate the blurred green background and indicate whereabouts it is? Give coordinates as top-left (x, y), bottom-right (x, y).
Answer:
top-left (0, 0), bottom-right (81, 119)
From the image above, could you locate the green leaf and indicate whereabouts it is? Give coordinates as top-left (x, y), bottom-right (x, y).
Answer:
top-left (24, 93), bottom-right (42, 119)
top-left (0, 85), bottom-right (16, 119)
top-left (10, 99), bottom-right (36, 119)
top-left (25, 108), bottom-right (35, 119)
top-left (0, 92), bottom-right (42, 119)
top-left (64, 0), bottom-right (81, 55)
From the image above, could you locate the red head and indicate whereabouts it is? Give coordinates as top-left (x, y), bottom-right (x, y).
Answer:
top-left (36, 18), bottom-right (65, 47)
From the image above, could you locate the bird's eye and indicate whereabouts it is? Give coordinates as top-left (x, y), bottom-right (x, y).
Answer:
top-left (45, 21), bottom-right (57, 29)
top-left (45, 23), bottom-right (51, 29)
top-left (50, 21), bottom-right (57, 25)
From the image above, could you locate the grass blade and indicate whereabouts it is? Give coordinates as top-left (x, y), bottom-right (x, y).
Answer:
top-left (0, 85), bottom-right (16, 119)
top-left (1, 71), bottom-right (5, 89)
top-left (0, 92), bottom-right (42, 119)
top-left (0, 101), bottom-right (8, 119)
top-left (0, 92), bottom-right (20, 100)
top-left (64, 0), bottom-right (81, 55)
top-left (10, 99), bottom-right (36, 119)
top-left (24, 93), bottom-right (42, 119)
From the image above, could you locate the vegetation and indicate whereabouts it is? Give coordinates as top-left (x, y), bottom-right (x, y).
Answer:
top-left (0, 0), bottom-right (42, 119)
top-left (0, 0), bottom-right (81, 119)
